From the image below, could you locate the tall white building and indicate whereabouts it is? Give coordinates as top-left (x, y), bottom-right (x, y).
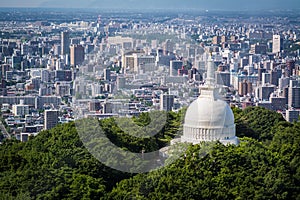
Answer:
top-left (272, 34), bottom-right (282, 54)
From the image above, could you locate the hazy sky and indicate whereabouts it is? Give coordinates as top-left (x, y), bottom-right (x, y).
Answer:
top-left (0, 0), bottom-right (299, 10)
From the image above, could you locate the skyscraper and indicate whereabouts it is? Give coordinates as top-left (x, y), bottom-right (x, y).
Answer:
top-left (259, 84), bottom-right (276, 101)
top-left (61, 31), bottom-right (70, 55)
top-left (170, 60), bottom-right (183, 76)
top-left (44, 110), bottom-right (59, 130)
top-left (103, 101), bottom-right (113, 114)
top-left (116, 76), bottom-right (126, 90)
top-left (104, 68), bottom-right (111, 81)
top-left (160, 94), bottom-right (174, 111)
top-left (288, 80), bottom-right (300, 109)
top-left (70, 45), bottom-right (85, 67)
top-left (272, 34), bottom-right (282, 54)
top-left (262, 72), bottom-right (271, 85)
top-left (250, 43), bottom-right (267, 54)
top-left (238, 80), bottom-right (253, 96)
top-left (163, 39), bottom-right (174, 55)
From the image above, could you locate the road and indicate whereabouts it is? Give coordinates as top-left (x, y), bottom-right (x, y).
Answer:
top-left (0, 120), bottom-right (11, 140)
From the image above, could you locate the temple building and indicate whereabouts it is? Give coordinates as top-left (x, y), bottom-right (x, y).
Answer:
top-left (174, 55), bottom-right (239, 145)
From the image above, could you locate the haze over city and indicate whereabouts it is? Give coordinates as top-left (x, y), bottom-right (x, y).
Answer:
top-left (0, 0), bottom-right (300, 10)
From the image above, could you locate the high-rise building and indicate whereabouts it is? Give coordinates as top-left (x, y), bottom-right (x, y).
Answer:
top-left (0, 79), bottom-right (7, 96)
top-left (89, 100), bottom-right (102, 112)
top-left (163, 39), bottom-right (174, 55)
top-left (55, 82), bottom-right (70, 97)
top-left (170, 60), bottom-right (183, 76)
top-left (270, 69), bottom-right (281, 86)
top-left (103, 101), bottom-right (113, 113)
top-left (34, 96), bottom-right (61, 109)
top-left (262, 72), bottom-right (271, 85)
top-left (238, 80), bottom-right (252, 96)
top-left (160, 94), bottom-right (174, 111)
top-left (216, 71), bottom-right (231, 87)
top-left (41, 70), bottom-right (50, 83)
top-left (116, 76), bottom-right (126, 90)
top-left (212, 36), bottom-right (221, 45)
top-left (296, 65), bottom-right (300, 76)
top-left (104, 69), bottom-right (111, 81)
top-left (39, 86), bottom-right (52, 96)
top-left (272, 34), bottom-right (282, 54)
top-left (31, 77), bottom-right (41, 91)
top-left (279, 77), bottom-right (290, 90)
top-left (283, 86), bottom-right (289, 105)
top-left (250, 43), bottom-right (267, 54)
top-left (55, 70), bottom-right (72, 82)
top-left (21, 44), bottom-right (30, 55)
top-left (133, 54), bottom-right (155, 73)
top-left (91, 83), bottom-right (103, 96)
top-left (263, 60), bottom-right (273, 70)
top-left (258, 67), bottom-right (266, 82)
top-left (61, 31), bottom-right (70, 55)
top-left (188, 68), bottom-right (199, 80)
top-left (286, 59), bottom-right (296, 76)
top-left (44, 110), bottom-right (59, 130)
top-left (286, 109), bottom-right (299, 122)
top-left (12, 100), bottom-right (29, 117)
top-left (288, 80), bottom-right (300, 109)
top-left (70, 45), bottom-right (85, 67)
top-left (54, 44), bottom-right (61, 55)
top-left (1, 64), bottom-right (11, 78)
top-left (270, 95), bottom-right (286, 111)
top-left (12, 55), bottom-right (22, 69)
top-left (240, 57), bottom-right (249, 68)
top-left (259, 84), bottom-right (276, 101)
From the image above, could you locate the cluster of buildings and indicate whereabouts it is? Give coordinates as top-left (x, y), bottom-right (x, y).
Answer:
top-left (0, 9), bottom-right (299, 142)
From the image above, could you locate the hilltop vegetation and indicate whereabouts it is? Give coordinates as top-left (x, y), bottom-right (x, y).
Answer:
top-left (0, 107), bottom-right (299, 199)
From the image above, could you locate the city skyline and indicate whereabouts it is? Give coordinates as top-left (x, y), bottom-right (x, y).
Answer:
top-left (0, 4), bottom-right (299, 198)
top-left (0, 0), bottom-right (299, 11)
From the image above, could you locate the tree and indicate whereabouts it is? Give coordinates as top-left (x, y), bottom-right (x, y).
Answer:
top-left (1, 109), bottom-right (299, 199)
top-left (233, 106), bottom-right (285, 141)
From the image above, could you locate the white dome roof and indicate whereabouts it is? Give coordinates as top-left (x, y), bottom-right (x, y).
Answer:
top-left (184, 96), bottom-right (235, 128)
top-left (177, 55), bottom-right (238, 146)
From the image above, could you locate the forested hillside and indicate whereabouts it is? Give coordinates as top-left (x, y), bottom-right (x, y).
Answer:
top-left (0, 107), bottom-right (299, 199)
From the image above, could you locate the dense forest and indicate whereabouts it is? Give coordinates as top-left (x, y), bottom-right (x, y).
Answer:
top-left (0, 107), bottom-right (299, 199)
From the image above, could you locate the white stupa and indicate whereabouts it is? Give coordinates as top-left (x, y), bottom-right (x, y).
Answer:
top-left (175, 54), bottom-right (239, 145)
